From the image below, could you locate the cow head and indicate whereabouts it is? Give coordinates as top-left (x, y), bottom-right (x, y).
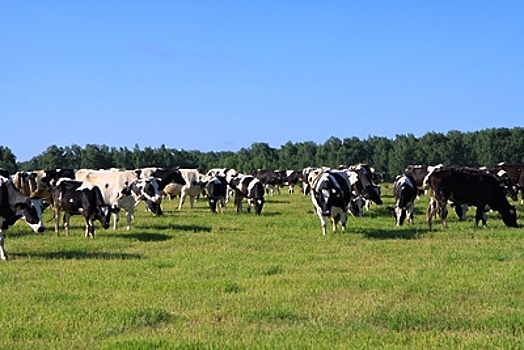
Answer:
top-left (17, 198), bottom-right (47, 233)
top-left (502, 206), bottom-right (518, 228)
top-left (95, 205), bottom-right (112, 230)
top-left (355, 167), bottom-right (383, 205)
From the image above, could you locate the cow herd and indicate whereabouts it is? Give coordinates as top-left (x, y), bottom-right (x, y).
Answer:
top-left (0, 162), bottom-right (522, 260)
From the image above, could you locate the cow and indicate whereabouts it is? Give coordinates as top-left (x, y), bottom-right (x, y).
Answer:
top-left (0, 176), bottom-right (47, 260)
top-left (274, 170), bottom-right (300, 194)
top-left (205, 175), bottom-right (228, 213)
top-left (206, 168), bottom-right (239, 202)
top-left (404, 164), bottom-right (444, 194)
top-left (52, 178), bottom-right (114, 237)
top-left (309, 169), bottom-right (352, 235)
top-left (136, 167), bottom-right (186, 215)
top-left (228, 173), bottom-right (265, 214)
top-left (491, 163), bottom-right (524, 203)
top-left (425, 167), bottom-right (518, 229)
top-left (75, 169), bottom-right (162, 230)
top-left (251, 169), bottom-right (280, 195)
top-left (12, 169), bottom-right (76, 200)
top-left (342, 164), bottom-right (384, 218)
top-left (393, 174), bottom-right (417, 226)
top-left (161, 169), bottom-right (207, 210)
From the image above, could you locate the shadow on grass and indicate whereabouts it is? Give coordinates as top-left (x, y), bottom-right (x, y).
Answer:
top-left (105, 232), bottom-right (173, 242)
top-left (11, 250), bottom-right (142, 260)
top-left (132, 223), bottom-right (213, 233)
top-left (358, 227), bottom-right (425, 240)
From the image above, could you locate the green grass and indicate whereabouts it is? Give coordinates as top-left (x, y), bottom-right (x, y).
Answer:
top-left (1, 186), bottom-right (523, 349)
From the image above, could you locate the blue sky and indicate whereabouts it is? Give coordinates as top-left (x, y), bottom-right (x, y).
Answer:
top-left (1, 1), bottom-right (523, 162)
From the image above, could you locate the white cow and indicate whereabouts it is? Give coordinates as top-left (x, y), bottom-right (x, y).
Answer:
top-left (162, 169), bottom-right (207, 210)
top-left (75, 169), bottom-right (161, 230)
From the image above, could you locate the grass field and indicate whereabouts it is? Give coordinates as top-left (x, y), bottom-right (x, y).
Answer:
top-left (1, 184), bottom-right (523, 349)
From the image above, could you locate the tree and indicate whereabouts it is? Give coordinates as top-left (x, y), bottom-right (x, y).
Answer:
top-left (0, 146), bottom-right (17, 173)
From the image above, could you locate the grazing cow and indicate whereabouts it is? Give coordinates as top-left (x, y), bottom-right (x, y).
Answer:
top-left (309, 169), bottom-right (352, 235)
top-left (160, 169), bottom-right (207, 210)
top-left (137, 167), bottom-right (186, 215)
top-left (228, 173), bottom-right (265, 214)
top-left (0, 176), bottom-right (47, 260)
top-left (52, 178), bottom-right (113, 237)
top-left (491, 163), bottom-right (524, 203)
top-left (343, 164), bottom-right (384, 217)
top-left (75, 169), bottom-right (162, 230)
top-left (206, 168), bottom-right (239, 201)
top-left (275, 170), bottom-right (300, 194)
top-left (393, 174), bottom-right (417, 225)
top-left (251, 169), bottom-right (280, 195)
top-left (205, 175), bottom-right (228, 212)
top-left (425, 167), bottom-right (518, 229)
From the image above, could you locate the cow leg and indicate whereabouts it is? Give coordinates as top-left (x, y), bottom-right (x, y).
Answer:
top-left (234, 192), bottom-right (243, 213)
top-left (54, 208), bottom-right (61, 235)
top-left (112, 212), bottom-right (119, 230)
top-left (427, 197), bottom-right (437, 230)
top-left (408, 201), bottom-right (415, 224)
top-left (0, 231), bottom-right (7, 261)
top-left (316, 209), bottom-right (327, 236)
top-left (125, 211), bottom-right (133, 230)
top-left (64, 213), bottom-right (71, 236)
top-left (474, 206), bottom-right (487, 228)
top-left (438, 200), bottom-right (449, 229)
top-left (85, 217), bottom-right (95, 238)
top-left (178, 192), bottom-right (186, 210)
top-left (189, 196), bottom-right (196, 209)
top-left (340, 211), bottom-right (347, 231)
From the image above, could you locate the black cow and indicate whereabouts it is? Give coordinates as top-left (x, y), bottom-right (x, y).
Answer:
top-left (53, 179), bottom-right (114, 237)
top-left (0, 176), bottom-right (47, 260)
top-left (426, 167), bottom-right (518, 229)
top-left (393, 174), bottom-right (417, 225)
top-left (228, 174), bottom-right (265, 214)
top-left (309, 169), bottom-right (352, 235)
top-left (205, 175), bottom-right (228, 212)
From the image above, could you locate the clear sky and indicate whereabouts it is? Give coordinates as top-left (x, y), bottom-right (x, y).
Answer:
top-left (1, 1), bottom-right (523, 162)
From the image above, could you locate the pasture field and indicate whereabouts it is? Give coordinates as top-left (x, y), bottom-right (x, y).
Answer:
top-left (1, 184), bottom-right (524, 349)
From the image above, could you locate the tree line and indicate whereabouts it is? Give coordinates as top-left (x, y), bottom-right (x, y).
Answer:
top-left (1, 127), bottom-right (523, 181)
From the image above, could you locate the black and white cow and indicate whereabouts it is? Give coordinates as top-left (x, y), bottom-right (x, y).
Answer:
top-left (205, 175), bottom-right (228, 213)
top-left (52, 178), bottom-right (114, 237)
top-left (275, 170), bottom-right (300, 194)
top-left (425, 167), bottom-right (518, 229)
top-left (309, 169), bottom-right (352, 235)
top-left (0, 176), bottom-right (47, 260)
top-left (206, 168), bottom-right (239, 202)
top-left (228, 173), bottom-right (265, 214)
top-left (344, 164), bottom-right (383, 217)
top-left (393, 174), bottom-right (418, 226)
top-left (136, 167), bottom-right (187, 216)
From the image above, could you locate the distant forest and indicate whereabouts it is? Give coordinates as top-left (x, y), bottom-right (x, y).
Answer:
top-left (1, 127), bottom-right (523, 181)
